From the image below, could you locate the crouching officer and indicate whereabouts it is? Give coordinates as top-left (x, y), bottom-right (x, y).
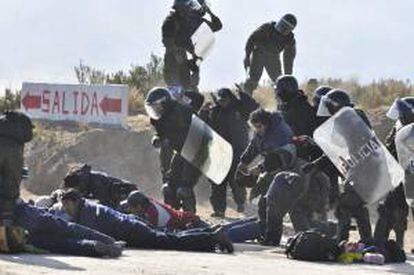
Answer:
top-left (146, 87), bottom-right (201, 213)
top-left (0, 111), bottom-right (33, 226)
top-left (373, 97), bottom-right (414, 248)
top-left (303, 89), bottom-right (373, 245)
top-left (243, 14), bottom-right (297, 95)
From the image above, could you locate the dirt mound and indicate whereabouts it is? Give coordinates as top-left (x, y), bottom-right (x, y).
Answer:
top-left (23, 115), bottom-right (214, 204)
top-left (24, 116), bottom-right (162, 197)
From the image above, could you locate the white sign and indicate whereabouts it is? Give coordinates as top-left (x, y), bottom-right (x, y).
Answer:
top-left (21, 82), bottom-right (128, 125)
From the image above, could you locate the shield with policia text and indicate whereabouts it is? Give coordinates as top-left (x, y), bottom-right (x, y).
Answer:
top-left (191, 22), bottom-right (216, 65)
top-left (314, 107), bottom-right (404, 204)
top-left (396, 123), bottom-right (414, 199)
top-left (180, 114), bottom-right (233, 185)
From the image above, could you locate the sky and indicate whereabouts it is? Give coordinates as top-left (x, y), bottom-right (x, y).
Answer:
top-left (1, 0), bottom-right (414, 95)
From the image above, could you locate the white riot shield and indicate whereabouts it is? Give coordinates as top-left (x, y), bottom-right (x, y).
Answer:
top-left (181, 114), bottom-right (233, 185)
top-left (191, 22), bottom-right (216, 65)
top-left (396, 123), bottom-right (414, 199)
top-left (314, 107), bottom-right (404, 204)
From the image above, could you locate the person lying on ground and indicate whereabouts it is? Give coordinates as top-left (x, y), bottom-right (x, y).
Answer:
top-left (13, 199), bottom-right (123, 258)
top-left (59, 189), bottom-right (234, 253)
top-left (121, 190), bottom-right (262, 243)
top-left (62, 164), bottom-right (137, 209)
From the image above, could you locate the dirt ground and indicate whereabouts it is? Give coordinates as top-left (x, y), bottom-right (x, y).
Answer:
top-left (1, 244), bottom-right (414, 275)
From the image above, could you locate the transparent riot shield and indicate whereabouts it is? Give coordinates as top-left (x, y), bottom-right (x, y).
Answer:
top-left (396, 123), bottom-right (414, 199)
top-left (191, 22), bottom-right (216, 65)
top-left (180, 114), bottom-right (233, 185)
top-left (314, 107), bottom-right (404, 204)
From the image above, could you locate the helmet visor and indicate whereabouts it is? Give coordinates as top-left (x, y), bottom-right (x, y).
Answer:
top-left (316, 96), bottom-right (332, 117)
top-left (387, 98), bottom-right (414, 121)
top-left (275, 19), bottom-right (295, 35)
top-left (187, 0), bottom-right (202, 11)
top-left (145, 102), bottom-right (165, 120)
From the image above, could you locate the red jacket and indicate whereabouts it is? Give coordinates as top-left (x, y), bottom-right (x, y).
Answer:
top-left (143, 200), bottom-right (200, 230)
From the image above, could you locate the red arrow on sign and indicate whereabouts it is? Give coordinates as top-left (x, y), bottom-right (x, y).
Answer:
top-left (100, 96), bottom-right (122, 115)
top-left (22, 93), bottom-right (41, 111)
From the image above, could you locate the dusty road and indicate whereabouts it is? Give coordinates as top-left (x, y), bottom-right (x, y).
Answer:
top-left (1, 244), bottom-right (413, 275)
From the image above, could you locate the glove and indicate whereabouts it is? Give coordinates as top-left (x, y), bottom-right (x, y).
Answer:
top-left (301, 162), bottom-right (316, 174)
top-left (243, 56), bottom-right (250, 70)
top-left (151, 136), bottom-right (162, 148)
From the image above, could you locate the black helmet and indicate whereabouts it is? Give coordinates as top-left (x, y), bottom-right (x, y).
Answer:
top-left (173, 0), bottom-right (202, 12)
top-left (275, 13), bottom-right (297, 35)
top-left (312, 86), bottom-right (333, 107)
top-left (317, 89), bottom-right (353, 116)
top-left (120, 191), bottom-right (151, 210)
top-left (275, 75), bottom-right (299, 103)
top-left (145, 87), bottom-right (172, 120)
top-left (387, 97), bottom-right (414, 125)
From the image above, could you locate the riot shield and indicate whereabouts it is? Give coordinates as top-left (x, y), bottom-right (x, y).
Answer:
top-left (314, 107), bottom-right (404, 204)
top-left (396, 123), bottom-right (414, 199)
top-left (180, 114), bottom-right (233, 185)
top-left (191, 22), bottom-right (216, 65)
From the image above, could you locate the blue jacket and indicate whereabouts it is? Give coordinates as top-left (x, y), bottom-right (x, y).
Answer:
top-left (240, 112), bottom-right (294, 164)
top-left (75, 200), bottom-right (162, 247)
top-left (14, 201), bottom-right (115, 245)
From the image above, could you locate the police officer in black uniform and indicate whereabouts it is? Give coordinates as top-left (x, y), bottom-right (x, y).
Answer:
top-left (162, 0), bottom-right (222, 91)
top-left (146, 87), bottom-right (202, 213)
top-left (199, 88), bottom-right (251, 217)
top-left (243, 14), bottom-right (297, 95)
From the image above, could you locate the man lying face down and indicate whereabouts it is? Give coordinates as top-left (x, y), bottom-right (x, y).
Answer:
top-left (13, 200), bottom-right (123, 258)
top-left (60, 189), bottom-right (233, 253)
top-left (121, 190), bottom-right (262, 243)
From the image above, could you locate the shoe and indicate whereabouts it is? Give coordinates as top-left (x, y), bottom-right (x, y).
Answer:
top-left (94, 241), bottom-right (123, 258)
top-left (213, 227), bottom-right (234, 254)
top-left (236, 204), bottom-right (245, 213)
top-left (210, 212), bottom-right (225, 218)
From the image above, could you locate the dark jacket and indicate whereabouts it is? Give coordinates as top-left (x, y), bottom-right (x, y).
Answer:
top-left (199, 103), bottom-right (249, 154)
top-left (14, 202), bottom-right (115, 245)
top-left (245, 21), bottom-right (296, 73)
top-left (240, 112), bottom-right (294, 165)
top-left (151, 101), bottom-right (193, 152)
top-left (279, 92), bottom-right (317, 137)
top-left (162, 11), bottom-right (222, 53)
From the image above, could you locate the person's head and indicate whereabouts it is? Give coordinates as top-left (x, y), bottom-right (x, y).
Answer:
top-left (387, 97), bottom-right (414, 126)
top-left (317, 89), bottom-right (353, 117)
top-left (145, 87), bottom-right (173, 120)
top-left (120, 191), bottom-right (151, 216)
top-left (275, 75), bottom-right (299, 103)
top-left (63, 164), bottom-right (91, 193)
top-left (249, 109), bottom-right (272, 135)
top-left (312, 86), bottom-right (333, 108)
top-left (216, 88), bottom-right (234, 108)
top-left (61, 189), bottom-right (83, 219)
top-left (0, 226), bottom-right (27, 253)
top-left (2, 110), bottom-right (34, 143)
top-left (275, 13), bottom-right (297, 35)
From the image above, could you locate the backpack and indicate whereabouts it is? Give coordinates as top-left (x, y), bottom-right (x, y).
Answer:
top-left (286, 230), bottom-right (339, 262)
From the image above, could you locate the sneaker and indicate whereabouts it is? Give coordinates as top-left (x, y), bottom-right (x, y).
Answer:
top-left (94, 241), bottom-right (123, 258)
